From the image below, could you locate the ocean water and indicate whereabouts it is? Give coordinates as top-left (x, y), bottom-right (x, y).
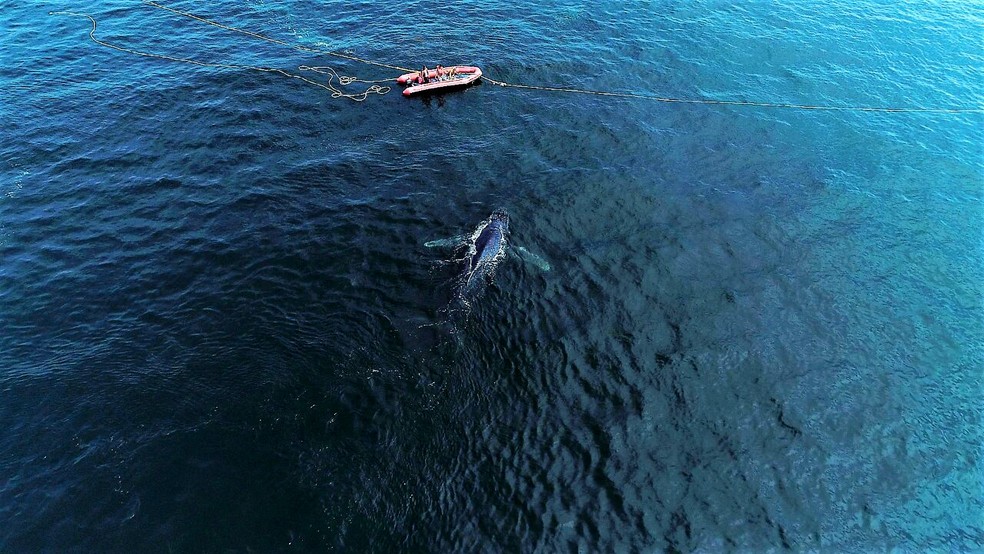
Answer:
top-left (1, 0), bottom-right (982, 551)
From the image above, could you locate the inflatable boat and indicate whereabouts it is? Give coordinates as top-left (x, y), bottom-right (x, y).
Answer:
top-left (398, 66), bottom-right (482, 96)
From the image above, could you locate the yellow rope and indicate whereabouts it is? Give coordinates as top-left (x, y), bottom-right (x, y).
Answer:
top-left (52, 1), bottom-right (983, 114)
top-left (298, 66), bottom-right (395, 86)
top-left (49, 10), bottom-right (393, 102)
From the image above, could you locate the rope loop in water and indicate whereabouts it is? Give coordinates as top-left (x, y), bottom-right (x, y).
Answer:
top-left (49, 9), bottom-right (395, 102)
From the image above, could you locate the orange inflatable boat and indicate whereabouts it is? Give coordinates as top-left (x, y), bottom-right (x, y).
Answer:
top-left (397, 66), bottom-right (482, 96)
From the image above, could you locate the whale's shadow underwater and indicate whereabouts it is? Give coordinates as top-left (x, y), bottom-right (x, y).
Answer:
top-left (425, 209), bottom-right (550, 308)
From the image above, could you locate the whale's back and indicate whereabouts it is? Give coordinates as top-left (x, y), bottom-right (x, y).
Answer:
top-left (471, 222), bottom-right (504, 270)
top-left (463, 211), bottom-right (509, 293)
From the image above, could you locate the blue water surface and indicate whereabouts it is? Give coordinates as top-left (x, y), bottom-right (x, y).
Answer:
top-left (1, 0), bottom-right (982, 551)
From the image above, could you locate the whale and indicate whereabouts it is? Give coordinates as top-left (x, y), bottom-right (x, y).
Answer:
top-left (425, 209), bottom-right (550, 298)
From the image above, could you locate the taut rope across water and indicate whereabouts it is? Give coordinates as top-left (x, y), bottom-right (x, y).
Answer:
top-left (478, 76), bottom-right (984, 114)
top-left (51, 1), bottom-right (984, 113)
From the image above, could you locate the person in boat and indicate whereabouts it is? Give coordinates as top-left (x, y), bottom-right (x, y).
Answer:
top-left (418, 66), bottom-right (429, 84)
top-left (436, 65), bottom-right (446, 80)
top-left (447, 65), bottom-right (457, 79)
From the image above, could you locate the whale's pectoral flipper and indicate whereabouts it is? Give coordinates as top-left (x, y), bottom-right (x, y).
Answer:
top-left (513, 246), bottom-right (551, 272)
top-left (424, 235), bottom-right (467, 249)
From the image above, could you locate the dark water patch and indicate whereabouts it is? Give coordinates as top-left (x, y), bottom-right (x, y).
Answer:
top-left (2, 0), bottom-right (982, 551)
